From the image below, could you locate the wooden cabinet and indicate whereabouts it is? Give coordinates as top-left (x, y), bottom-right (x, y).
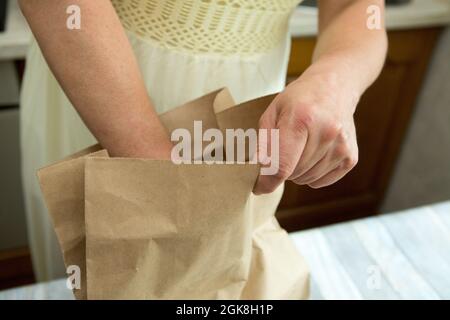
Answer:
top-left (276, 28), bottom-right (442, 231)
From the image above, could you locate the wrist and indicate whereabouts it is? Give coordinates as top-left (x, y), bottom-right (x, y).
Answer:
top-left (301, 56), bottom-right (362, 114)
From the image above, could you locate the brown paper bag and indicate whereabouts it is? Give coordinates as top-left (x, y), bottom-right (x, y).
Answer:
top-left (85, 159), bottom-right (259, 299)
top-left (38, 88), bottom-right (310, 299)
top-left (37, 146), bottom-right (107, 300)
top-left (215, 95), bottom-right (310, 299)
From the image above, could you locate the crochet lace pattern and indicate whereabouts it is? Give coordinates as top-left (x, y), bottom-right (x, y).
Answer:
top-left (111, 0), bottom-right (301, 55)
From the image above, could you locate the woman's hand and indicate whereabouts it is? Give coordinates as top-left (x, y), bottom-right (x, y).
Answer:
top-left (253, 64), bottom-right (360, 194)
top-left (253, 0), bottom-right (387, 195)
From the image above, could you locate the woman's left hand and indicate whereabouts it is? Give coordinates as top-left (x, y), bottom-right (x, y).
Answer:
top-left (253, 66), bottom-right (360, 194)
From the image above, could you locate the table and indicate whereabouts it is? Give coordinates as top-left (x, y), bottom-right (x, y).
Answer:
top-left (1, 201), bottom-right (449, 300)
top-left (293, 200), bottom-right (450, 299)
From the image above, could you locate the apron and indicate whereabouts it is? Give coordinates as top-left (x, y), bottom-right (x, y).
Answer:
top-left (20, 1), bottom-right (307, 296)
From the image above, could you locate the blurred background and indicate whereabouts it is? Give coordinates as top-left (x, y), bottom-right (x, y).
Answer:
top-left (0, 0), bottom-right (449, 291)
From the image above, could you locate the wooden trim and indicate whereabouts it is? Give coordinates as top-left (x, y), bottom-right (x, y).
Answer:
top-left (0, 247), bottom-right (35, 290)
top-left (277, 193), bottom-right (378, 232)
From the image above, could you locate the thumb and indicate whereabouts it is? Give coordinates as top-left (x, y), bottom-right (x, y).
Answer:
top-left (253, 105), bottom-right (307, 195)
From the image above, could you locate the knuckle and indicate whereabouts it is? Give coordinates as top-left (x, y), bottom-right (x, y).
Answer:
top-left (343, 154), bottom-right (359, 170)
top-left (293, 105), bottom-right (315, 131)
top-left (335, 144), bottom-right (350, 159)
top-left (298, 113), bottom-right (315, 130)
top-left (336, 127), bottom-right (349, 143)
top-left (322, 122), bottom-right (343, 142)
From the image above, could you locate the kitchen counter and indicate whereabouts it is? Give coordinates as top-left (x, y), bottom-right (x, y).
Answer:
top-left (1, 200), bottom-right (449, 300)
top-left (291, 0), bottom-right (450, 37)
top-left (0, 0), bottom-right (29, 60)
top-left (1, 0), bottom-right (450, 60)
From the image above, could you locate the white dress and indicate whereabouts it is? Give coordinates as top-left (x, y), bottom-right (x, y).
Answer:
top-left (21, 0), bottom-right (301, 282)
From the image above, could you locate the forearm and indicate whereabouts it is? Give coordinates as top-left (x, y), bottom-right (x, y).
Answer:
top-left (20, 0), bottom-right (172, 158)
top-left (305, 0), bottom-right (388, 109)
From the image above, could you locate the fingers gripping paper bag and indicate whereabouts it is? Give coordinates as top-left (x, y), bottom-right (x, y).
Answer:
top-left (37, 88), bottom-right (310, 299)
top-left (215, 96), bottom-right (310, 299)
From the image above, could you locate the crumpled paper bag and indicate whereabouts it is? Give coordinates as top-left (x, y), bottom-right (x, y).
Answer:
top-left (37, 88), bottom-right (310, 299)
